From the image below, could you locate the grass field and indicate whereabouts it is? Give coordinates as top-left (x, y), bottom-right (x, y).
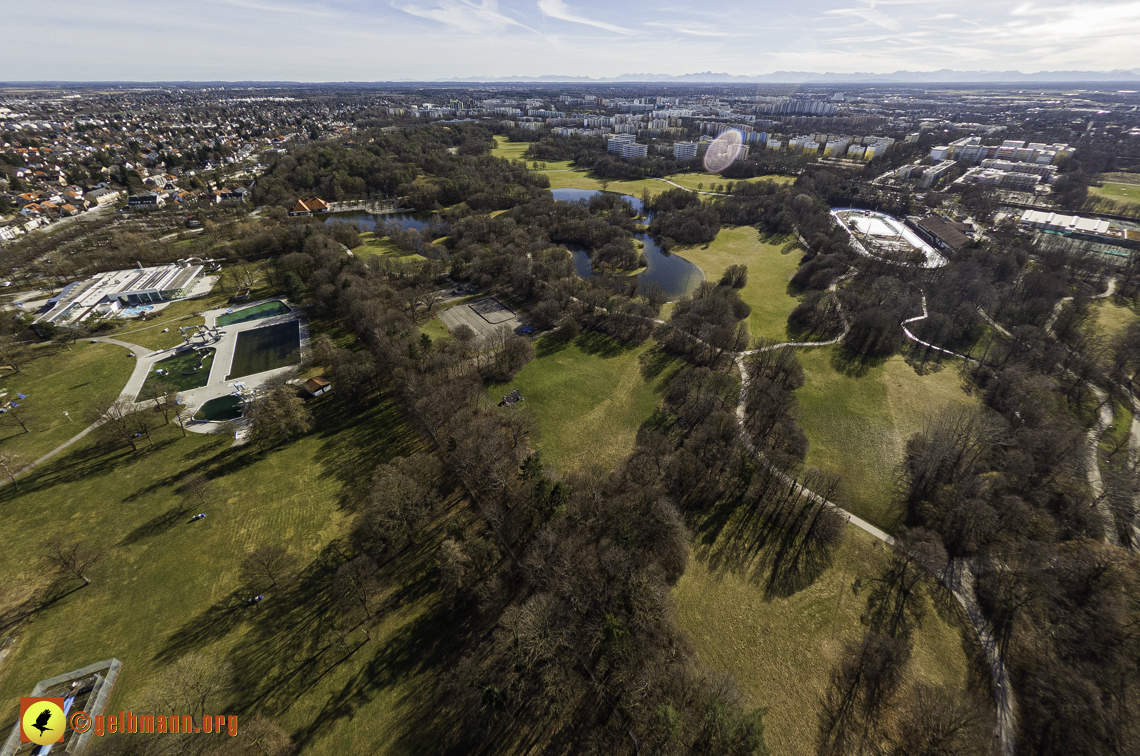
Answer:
top-left (353, 232), bottom-right (423, 262)
top-left (486, 334), bottom-right (682, 473)
top-left (663, 173), bottom-right (797, 192)
top-left (491, 136), bottom-right (531, 161)
top-left (672, 228), bottom-right (806, 340)
top-left (1090, 296), bottom-right (1140, 341)
top-left (0, 342), bottom-right (135, 461)
top-left (794, 348), bottom-right (977, 532)
top-left (1092, 182), bottom-right (1140, 201)
top-left (674, 523), bottom-right (979, 756)
top-left (0, 390), bottom-right (445, 756)
top-left (227, 320), bottom-right (301, 380)
top-left (138, 348), bottom-right (215, 396)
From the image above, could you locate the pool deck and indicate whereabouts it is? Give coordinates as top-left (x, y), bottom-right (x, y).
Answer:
top-left (116, 298), bottom-right (309, 432)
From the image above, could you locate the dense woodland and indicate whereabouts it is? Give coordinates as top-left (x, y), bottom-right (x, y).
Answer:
top-left (13, 121), bottom-right (1140, 755)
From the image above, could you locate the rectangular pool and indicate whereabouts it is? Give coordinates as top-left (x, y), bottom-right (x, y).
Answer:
top-left (226, 320), bottom-right (301, 379)
top-left (216, 300), bottom-right (291, 327)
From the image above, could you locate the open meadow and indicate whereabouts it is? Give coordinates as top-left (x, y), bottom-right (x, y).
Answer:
top-left (672, 228), bottom-right (806, 340)
top-left (674, 522), bottom-right (982, 756)
top-left (486, 333), bottom-right (681, 474)
top-left (794, 348), bottom-right (978, 532)
top-left (0, 369), bottom-right (470, 756)
top-left (1090, 295), bottom-right (1140, 341)
top-left (0, 341), bottom-right (135, 462)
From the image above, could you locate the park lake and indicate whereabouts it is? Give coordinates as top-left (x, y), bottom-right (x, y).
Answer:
top-left (326, 189), bottom-right (704, 299)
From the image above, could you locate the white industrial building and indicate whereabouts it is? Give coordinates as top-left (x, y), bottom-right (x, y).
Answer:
top-left (1019, 209), bottom-right (1116, 237)
top-left (33, 262), bottom-right (206, 327)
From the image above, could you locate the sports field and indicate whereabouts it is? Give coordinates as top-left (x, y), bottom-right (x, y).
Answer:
top-left (226, 320), bottom-right (301, 380)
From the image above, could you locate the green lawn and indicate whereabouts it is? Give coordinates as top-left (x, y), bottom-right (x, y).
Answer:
top-left (672, 228), bottom-right (806, 340)
top-left (138, 348), bottom-right (216, 397)
top-left (1092, 181), bottom-right (1140, 200)
top-left (0, 389), bottom-right (453, 756)
top-left (0, 342), bottom-right (135, 462)
top-left (674, 523), bottom-right (978, 756)
top-left (353, 232), bottom-right (423, 262)
top-left (794, 349), bottom-right (977, 532)
top-left (1090, 297), bottom-right (1139, 341)
top-left (491, 135), bottom-right (531, 161)
top-left (486, 334), bottom-right (682, 473)
top-left (662, 173), bottom-right (797, 192)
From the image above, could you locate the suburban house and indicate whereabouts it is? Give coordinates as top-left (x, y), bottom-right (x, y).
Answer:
top-left (128, 192), bottom-right (166, 209)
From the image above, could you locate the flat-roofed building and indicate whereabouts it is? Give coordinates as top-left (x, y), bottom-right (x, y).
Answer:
top-left (33, 262), bottom-right (207, 328)
top-left (620, 142), bottom-right (648, 160)
top-left (672, 141), bottom-right (698, 160)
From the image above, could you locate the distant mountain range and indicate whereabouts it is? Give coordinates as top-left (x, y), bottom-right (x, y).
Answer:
top-left (5, 70), bottom-right (1140, 87)
top-left (442, 69), bottom-right (1140, 84)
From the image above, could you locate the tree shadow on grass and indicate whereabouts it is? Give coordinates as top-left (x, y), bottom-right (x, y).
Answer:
top-left (638, 346), bottom-right (678, 381)
top-left (575, 331), bottom-right (635, 359)
top-left (312, 391), bottom-right (422, 514)
top-left (830, 346), bottom-right (886, 378)
top-left (0, 442), bottom-right (133, 504)
top-left (118, 504), bottom-right (192, 546)
top-left (692, 494), bottom-right (838, 600)
top-left (534, 334), bottom-right (571, 358)
top-left (153, 590), bottom-right (256, 664)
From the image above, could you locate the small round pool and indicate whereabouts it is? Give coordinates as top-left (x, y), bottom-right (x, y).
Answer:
top-left (194, 395), bottom-right (243, 422)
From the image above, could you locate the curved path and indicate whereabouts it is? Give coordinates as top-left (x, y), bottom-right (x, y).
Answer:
top-left (726, 275), bottom-right (1016, 756)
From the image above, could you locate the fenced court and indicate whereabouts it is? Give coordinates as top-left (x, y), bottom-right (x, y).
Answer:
top-left (226, 320), bottom-right (301, 380)
top-left (468, 297), bottom-right (515, 324)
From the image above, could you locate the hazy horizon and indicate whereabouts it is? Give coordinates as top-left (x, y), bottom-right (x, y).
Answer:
top-left (4, 0), bottom-right (1140, 82)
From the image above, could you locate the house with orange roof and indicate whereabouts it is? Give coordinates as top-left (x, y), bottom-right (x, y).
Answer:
top-left (289, 197), bottom-right (330, 216)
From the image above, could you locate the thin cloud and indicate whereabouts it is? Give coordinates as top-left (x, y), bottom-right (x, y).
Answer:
top-left (824, 6), bottom-right (903, 31)
top-left (645, 21), bottom-right (742, 38)
top-left (536, 0), bottom-right (632, 34)
top-left (395, 0), bottom-right (537, 34)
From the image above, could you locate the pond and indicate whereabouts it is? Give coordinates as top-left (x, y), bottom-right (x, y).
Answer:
top-left (551, 188), bottom-right (702, 299)
top-left (325, 210), bottom-right (441, 233)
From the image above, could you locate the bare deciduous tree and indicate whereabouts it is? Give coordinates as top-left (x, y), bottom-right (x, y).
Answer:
top-left (43, 536), bottom-right (102, 586)
top-left (240, 544), bottom-right (297, 589)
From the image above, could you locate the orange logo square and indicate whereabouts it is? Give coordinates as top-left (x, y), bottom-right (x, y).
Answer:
top-left (20, 697), bottom-right (66, 745)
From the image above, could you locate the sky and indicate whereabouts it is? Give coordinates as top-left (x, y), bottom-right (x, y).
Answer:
top-left (3, 0), bottom-right (1140, 81)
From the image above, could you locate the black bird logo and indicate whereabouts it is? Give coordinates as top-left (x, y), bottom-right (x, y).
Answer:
top-left (31, 707), bottom-right (53, 736)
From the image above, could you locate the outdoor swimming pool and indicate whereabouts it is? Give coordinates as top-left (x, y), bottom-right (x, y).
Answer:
top-left (216, 300), bottom-right (291, 327)
top-left (226, 320), bottom-right (301, 380)
top-left (194, 395), bottom-right (243, 422)
top-left (120, 304), bottom-right (156, 318)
